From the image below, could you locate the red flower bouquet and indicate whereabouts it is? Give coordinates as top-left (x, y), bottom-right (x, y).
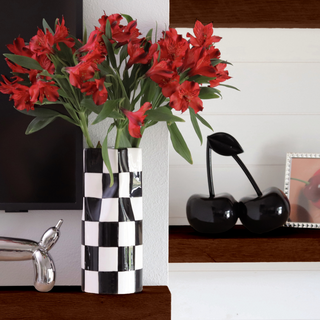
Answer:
top-left (0, 13), bottom-right (234, 183)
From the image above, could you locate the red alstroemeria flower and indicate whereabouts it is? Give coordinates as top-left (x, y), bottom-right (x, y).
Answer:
top-left (0, 75), bottom-right (18, 95)
top-left (126, 41), bottom-right (149, 69)
top-left (169, 81), bottom-right (203, 114)
top-left (5, 58), bottom-right (29, 74)
top-left (208, 46), bottom-right (221, 60)
top-left (29, 28), bottom-right (55, 55)
top-left (112, 20), bottom-right (141, 46)
top-left (35, 54), bottom-right (56, 75)
top-left (79, 47), bottom-right (107, 65)
top-left (0, 76), bottom-right (35, 111)
top-left (65, 61), bottom-right (97, 88)
top-left (158, 28), bottom-right (188, 68)
top-left (160, 73), bottom-right (180, 98)
top-left (78, 29), bottom-right (106, 54)
top-left (187, 20), bottom-right (221, 48)
top-left (209, 63), bottom-right (231, 87)
top-left (29, 79), bottom-right (59, 103)
top-left (81, 78), bottom-right (108, 106)
top-left (145, 52), bottom-right (174, 85)
top-left (98, 13), bottom-right (123, 35)
top-left (54, 17), bottom-right (75, 50)
top-left (12, 86), bottom-right (35, 111)
top-left (188, 47), bottom-right (217, 78)
top-left (6, 36), bottom-right (32, 57)
top-left (121, 102), bottom-right (152, 138)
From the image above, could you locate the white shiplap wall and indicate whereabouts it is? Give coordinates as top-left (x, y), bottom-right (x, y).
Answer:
top-left (169, 28), bottom-right (320, 225)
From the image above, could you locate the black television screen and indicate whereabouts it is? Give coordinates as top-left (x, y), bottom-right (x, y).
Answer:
top-left (0, 0), bottom-right (83, 211)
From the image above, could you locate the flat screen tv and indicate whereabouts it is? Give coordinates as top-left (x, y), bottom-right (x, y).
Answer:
top-left (0, 0), bottom-right (83, 211)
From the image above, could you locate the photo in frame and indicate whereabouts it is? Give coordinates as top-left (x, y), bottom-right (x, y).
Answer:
top-left (284, 153), bottom-right (320, 228)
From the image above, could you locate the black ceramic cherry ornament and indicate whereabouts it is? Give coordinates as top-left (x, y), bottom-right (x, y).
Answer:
top-left (214, 132), bottom-right (290, 233)
top-left (186, 134), bottom-right (240, 233)
top-left (187, 132), bottom-right (291, 234)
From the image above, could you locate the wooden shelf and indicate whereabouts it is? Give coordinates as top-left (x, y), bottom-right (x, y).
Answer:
top-left (170, 0), bottom-right (320, 28)
top-left (169, 225), bottom-right (320, 263)
top-left (0, 286), bottom-right (171, 320)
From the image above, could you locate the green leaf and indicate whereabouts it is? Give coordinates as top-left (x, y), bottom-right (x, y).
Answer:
top-left (40, 69), bottom-right (65, 79)
top-left (55, 42), bottom-right (74, 65)
top-left (119, 44), bottom-right (128, 66)
top-left (167, 122), bottom-right (193, 164)
top-left (199, 87), bottom-right (221, 99)
top-left (121, 14), bottom-right (133, 23)
top-left (189, 108), bottom-right (202, 144)
top-left (68, 35), bottom-right (83, 50)
top-left (109, 110), bottom-right (125, 119)
top-left (42, 18), bottom-right (54, 34)
top-left (102, 124), bottom-right (116, 186)
top-left (50, 54), bottom-right (64, 74)
top-left (116, 128), bottom-right (132, 148)
top-left (57, 77), bottom-right (76, 100)
top-left (179, 68), bottom-right (190, 83)
top-left (98, 60), bottom-right (116, 76)
top-left (19, 107), bottom-right (63, 118)
top-left (25, 117), bottom-right (58, 134)
top-left (195, 113), bottom-right (213, 131)
top-left (146, 107), bottom-right (185, 123)
top-left (57, 88), bottom-right (69, 98)
top-left (141, 78), bottom-right (158, 105)
top-left (211, 58), bottom-right (233, 67)
top-left (145, 28), bottom-right (153, 41)
top-left (4, 54), bottom-right (43, 70)
top-left (92, 99), bottom-right (122, 124)
top-left (105, 19), bottom-right (112, 40)
top-left (81, 97), bottom-right (103, 114)
top-left (219, 83), bottom-right (240, 91)
top-left (35, 100), bottom-right (64, 106)
top-left (189, 75), bottom-right (217, 84)
top-left (19, 107), bottom-right (76, 126)
top-left (102, 35), bottom-right (117, 69)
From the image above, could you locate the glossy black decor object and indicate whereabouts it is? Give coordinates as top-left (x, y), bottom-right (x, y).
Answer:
top-left (186, 134), bottom-right (240, 234)
top-left (187, 132), bottom-right (290, 234)
top-left (239, 187), bottom-right (290, 234)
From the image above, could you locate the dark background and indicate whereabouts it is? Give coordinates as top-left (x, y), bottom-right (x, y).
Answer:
top-left (0, 0), bottom-right (83, 211)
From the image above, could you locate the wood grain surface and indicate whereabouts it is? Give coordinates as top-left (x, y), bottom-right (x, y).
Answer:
top-left (170, 0), bottom-right (320, 28)
top-left (169, 225), bottom-right (320, 262)
top-left (0, 286), bottom-right (171, 320)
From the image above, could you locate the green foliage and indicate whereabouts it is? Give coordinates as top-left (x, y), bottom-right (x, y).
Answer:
top-left (4, 54), bottom-right (43, 70)
top-left (0, 12), bottom-right (236, 177)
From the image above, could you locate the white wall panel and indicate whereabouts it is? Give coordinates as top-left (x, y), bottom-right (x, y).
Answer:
top-left (200, 63), bottom-right (320, 115)
top-left (170, 114), bottom-right (320, 167)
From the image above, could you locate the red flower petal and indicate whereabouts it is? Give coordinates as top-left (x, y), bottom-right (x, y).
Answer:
top-left (122, 102), bottom-right (152, 138)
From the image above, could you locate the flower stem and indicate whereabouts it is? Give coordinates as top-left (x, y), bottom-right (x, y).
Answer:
top-left (115, 129), bottom-right (121, 149)
top-left (79, 111), bottom-right (94, 148)
top-left (290, 178), bottom-right (309, 185)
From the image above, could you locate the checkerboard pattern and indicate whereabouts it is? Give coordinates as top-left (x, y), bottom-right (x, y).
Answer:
top-left (81, 148), bottom-right (143, 294)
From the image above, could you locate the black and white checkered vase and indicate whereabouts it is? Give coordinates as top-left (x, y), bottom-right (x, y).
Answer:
top-left (81, 148), bottom-right (143, 294)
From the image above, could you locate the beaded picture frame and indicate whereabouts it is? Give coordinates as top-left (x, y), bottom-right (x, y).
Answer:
top-left (284, 153), bottom-right (320, 229)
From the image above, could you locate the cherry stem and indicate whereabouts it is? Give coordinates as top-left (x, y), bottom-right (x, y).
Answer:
top-left (232, 154), bottom-right (263, 197)
top-left (206, 141), bottom-right (215, 198)
top-left (290, 178), bottom-right (309, 185)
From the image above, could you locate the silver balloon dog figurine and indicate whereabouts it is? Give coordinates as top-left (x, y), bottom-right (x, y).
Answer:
top-left (0, 219), bottom-right (63, 292)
